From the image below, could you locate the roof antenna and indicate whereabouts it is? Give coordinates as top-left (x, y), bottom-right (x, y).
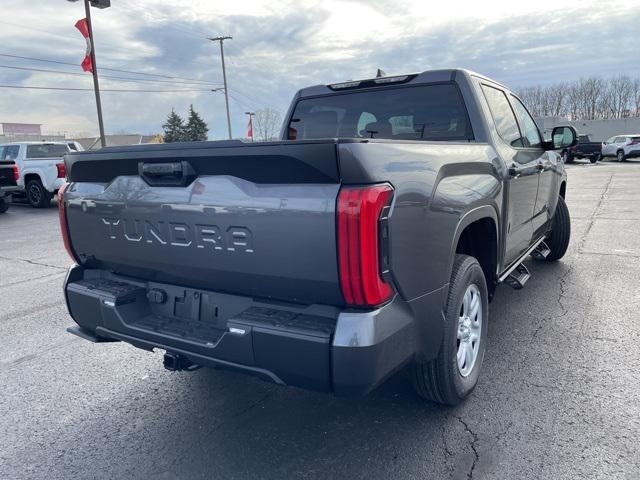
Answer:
top-left (376, 69), bottom-right (386, 78)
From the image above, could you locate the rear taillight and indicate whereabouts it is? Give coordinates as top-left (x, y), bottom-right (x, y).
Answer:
top-left (630, 140), bottom-right (639, 145)
top-left (570, 146), bottom-right (577, 152)
top-left (12, 165), bottom-right (19, 182)
top-left (287, 127), bottom-right (297, 140)
top-left (337, 184), bottom-right (394, 307)
top-left (58, 183), bottom-right (79, 263)
top-left (56, 163), bottom-right (65, 178)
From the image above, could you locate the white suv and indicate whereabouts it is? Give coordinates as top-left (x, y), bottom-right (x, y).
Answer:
top-left (601, 135), bottom-right (640, 162)
top-left (0, 142), bottom-right (71, 208)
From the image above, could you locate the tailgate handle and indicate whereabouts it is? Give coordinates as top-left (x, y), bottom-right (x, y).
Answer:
top-left (139, 161), bottom-right (196, 187)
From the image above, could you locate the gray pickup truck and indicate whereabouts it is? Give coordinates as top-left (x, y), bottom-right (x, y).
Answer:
top-left (60, 69), bottom-right (576, 405)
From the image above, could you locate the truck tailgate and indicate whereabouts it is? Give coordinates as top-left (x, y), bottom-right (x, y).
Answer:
top-left (63, 141), bottom-right (344, 305)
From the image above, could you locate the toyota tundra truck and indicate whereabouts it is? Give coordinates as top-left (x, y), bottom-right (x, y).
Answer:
top-left (60, 69), bottom-right (576, 405)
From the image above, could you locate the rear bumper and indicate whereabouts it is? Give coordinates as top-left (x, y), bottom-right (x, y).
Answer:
top-left (64, 266), bottom-right (434, 395)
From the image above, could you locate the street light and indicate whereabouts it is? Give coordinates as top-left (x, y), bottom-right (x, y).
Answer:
top-left (67, 0), bottom-right (109, 148)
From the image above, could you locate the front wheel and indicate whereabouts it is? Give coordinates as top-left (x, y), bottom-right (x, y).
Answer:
top-left (26, 180), bottom-right (52, 208)
top-left (412, 254), bottom-right (488, 405)
top-left (543, 196), bottom-right (571, 261)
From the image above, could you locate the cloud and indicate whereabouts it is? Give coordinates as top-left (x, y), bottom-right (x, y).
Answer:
top-left (0, 0), bottom-right (638, 138)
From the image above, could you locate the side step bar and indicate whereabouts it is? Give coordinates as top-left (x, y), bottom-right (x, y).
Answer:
top-left (504, 264), bottom-right (530, 289)
top-left (530, 241), bottom-right (551, 260)
top-left (498, 237), bottom-right (547, 290)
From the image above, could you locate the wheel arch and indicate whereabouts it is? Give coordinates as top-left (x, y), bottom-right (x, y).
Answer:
top-left (448, 206), bottom-right (499, 300)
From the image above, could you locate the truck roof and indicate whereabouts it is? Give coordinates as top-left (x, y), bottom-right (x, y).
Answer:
top-left (297, 68), bottom-right (509, 98)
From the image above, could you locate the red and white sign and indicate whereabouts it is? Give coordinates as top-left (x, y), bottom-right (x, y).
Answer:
top-left (247, 116), bottom-right (253, 140)
top-left (75, 18), bottom-right (93, 73)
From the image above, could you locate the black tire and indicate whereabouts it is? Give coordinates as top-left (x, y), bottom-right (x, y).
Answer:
top-left (0, 198), bottom-right (9, 214)
top-left (26, 179), bottom-right (52, 208)
top-left (412, 254), bottom-right (488, 405)
top-left (617, 150), bottom-right (625, 162)
top-left (544, 196), bottom-right (571, 261)
top-left (562, 151), bottom-right (574, 164)
top-left (590, 153), bottom-right (601, 163)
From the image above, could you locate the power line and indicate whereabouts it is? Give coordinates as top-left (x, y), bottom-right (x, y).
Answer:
top-left (0, 84), bottom-right (217, 93)
top-left (0, 64), bottom-right (223, 87)
top-left (0, 53), bottom-right (221, 85)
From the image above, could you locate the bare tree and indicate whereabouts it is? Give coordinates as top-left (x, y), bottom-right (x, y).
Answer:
top-left (519, 74), bottom-right (640, 120)
top-left (632, 78), bottom-right (640, 117)
top-left (253, 108), bottom-right (283, 142)
top-left (603, 74), bottom-right (634, 118)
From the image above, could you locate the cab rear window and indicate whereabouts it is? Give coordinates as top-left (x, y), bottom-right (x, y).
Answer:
top-left (288, 83), bottom-right (472, 141)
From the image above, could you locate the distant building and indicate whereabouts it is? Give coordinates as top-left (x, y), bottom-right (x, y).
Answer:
top-left (536, 116), bottom-right (640, 141)
top-left (0, 122), bottom-right (65, 143)
top-left (72, 134), bottom-right (163, 150)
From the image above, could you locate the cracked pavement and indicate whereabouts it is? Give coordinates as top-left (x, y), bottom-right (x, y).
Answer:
top-left (1, 160), bottom-right (640, 479)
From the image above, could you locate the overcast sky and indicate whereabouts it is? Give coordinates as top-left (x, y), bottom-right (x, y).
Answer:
top-left (0, 0), bottom-right (639, 139)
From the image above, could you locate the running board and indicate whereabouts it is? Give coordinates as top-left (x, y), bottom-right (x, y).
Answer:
top-left (504, 263), bottom-right (530, 290)
top-left (498, 237), bottom-right (546, 289)
top-left (530, 240), bottom-right (551, 260)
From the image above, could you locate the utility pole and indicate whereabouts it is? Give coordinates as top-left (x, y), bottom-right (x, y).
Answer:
top-left (83, 0), bottom-right (106, 148)
top-left (68, 0), bottom-right (109, 147)
top-left (208, 36), bottom-right (233, 140)
top-left (245, 111), bottom-right (255, 141)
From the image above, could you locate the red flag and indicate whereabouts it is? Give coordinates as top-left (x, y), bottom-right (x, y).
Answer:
top-left (247, 116), bottom-right (253, 140)
top-left (75, 18), bottom-right (93, 73)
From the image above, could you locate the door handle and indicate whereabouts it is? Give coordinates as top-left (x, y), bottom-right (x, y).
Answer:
top-left (509, 163), bottom-right (522, 178)
top-left (536, 162), bottom-right (545, 172)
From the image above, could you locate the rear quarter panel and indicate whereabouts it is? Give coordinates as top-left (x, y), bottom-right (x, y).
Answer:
top-left (338, 141), bottom-right (502, 301)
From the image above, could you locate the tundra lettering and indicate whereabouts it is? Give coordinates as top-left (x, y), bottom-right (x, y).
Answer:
top-left (101, 217), bottom-right (254, 252)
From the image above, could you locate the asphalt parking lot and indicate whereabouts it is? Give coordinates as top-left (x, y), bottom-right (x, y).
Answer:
top-left (1, 160), bottom-right (639, 480)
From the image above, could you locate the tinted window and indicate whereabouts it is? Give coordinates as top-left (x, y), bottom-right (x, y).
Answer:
top-left (481, 85), bottom-right (523, 147)
top-left (4, 145), bottom-right (20, 161)
top-left (288, 83), bottom-right (472, 141)
top-left (510, 96), bottom-right (542, 148)
top-left (614, 137), bottom-right (626, 143)
top-left (26, 144), bottom-right (68, 158)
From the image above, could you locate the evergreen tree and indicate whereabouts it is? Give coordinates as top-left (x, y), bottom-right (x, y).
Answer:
top-left (184, 104), bottom-right (209, 141)
top-left (162, 109), bottom-right (185, 143)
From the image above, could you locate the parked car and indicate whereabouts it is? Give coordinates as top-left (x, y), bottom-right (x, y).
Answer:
top-left (0, 142), bottom-right (69, 207)
top-left (60, 69), bottom-right (576, 405)
top-left (601, 134), bottom-right (640, 162)
top-left (0, 160), bottom-right (19, 214)
top-left (563, 134), bottom-right (601, 163)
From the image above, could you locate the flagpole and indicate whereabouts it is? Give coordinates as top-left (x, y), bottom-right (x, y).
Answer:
top-left (83, 0), bottom-right (106, 148)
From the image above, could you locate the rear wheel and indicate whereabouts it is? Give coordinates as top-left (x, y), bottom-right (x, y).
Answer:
top-left (590, 153), bottom-right (601, 163)
top-left (26, 179), bottom-right (52, 208)
top-left (412, 254), bottom-right (488, 405)
top-left (0, 198), bottom-right (9, 214)
top-left (617, 150), bottom-right (625, 162)
top-left (544, 196), bottom-right (571, 261)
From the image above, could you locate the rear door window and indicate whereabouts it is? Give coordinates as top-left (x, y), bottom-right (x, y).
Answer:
top-left (481, 85), bottom-right (524, 148)
top-left (288, 83), bottom-right (473, 141)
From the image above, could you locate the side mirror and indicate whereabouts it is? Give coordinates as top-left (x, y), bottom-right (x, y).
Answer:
top-left (548, 126), bottom-right (578, 150)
